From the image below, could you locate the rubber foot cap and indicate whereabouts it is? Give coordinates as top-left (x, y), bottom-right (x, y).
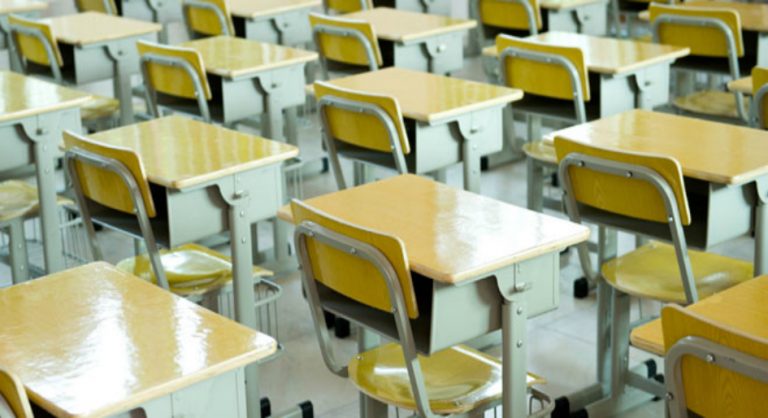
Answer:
top-left (334, 317), bottom-right (351, 338)
top-left (260, 397), bottom-right (271, 417)
top-left (573, 277), bottom-right (590, 299)
top-left (300, 401), bottom-right (314, 418)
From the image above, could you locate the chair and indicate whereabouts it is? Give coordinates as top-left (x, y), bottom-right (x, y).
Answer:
top-left (315, 80), bottom-right (411, 190)
top-left (496, 34), bottom-right (592, 213)
top-left (650, 4), bottom-right (748, 122)
top-left (291, 198), bottom-right (548, 417)
top-left (323, 0), bottom-right (371, 14)
top-left (662, 304), bottom-right (768, 418)
top-left (476, 0), bottom-right (541, 48)
top-left (309, 12), bottom-right (382, 80)
top-left (73, 0), bottom-right (118, 14)
top-left (62, 130), bottom-right (271, 305)
top-left (0, 368), bottom-right (32, 418)
top-left (182, 0), bottom-right (234, 38)
top-left (751, 67), bottom-right (768, 129)
top-left (555, 136), bottom-right (753, 410)
top-left (8, 15), bottom-right (120, 131)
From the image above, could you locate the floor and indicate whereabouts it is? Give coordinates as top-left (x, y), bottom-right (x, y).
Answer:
top-left (0, 2), bottom-right (757, 417)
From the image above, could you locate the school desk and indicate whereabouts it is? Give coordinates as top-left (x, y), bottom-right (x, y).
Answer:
top-left (317, 67), bottom-right (522, 193)
top-left (0, 71), bottom-right (90, 275)
top-left (0, 262), bottom-right (278, 418)
top-left (278, 174), bottom-right (590, 418)
top-left (179, 35), bottom-right (318, 142)
top-left (342, 7), bottom-right (476, 74)
top-left (0, 0), bottom-right (45, 71)
top-left (44, 12), bottom-right (161, 126)
top-left (229, 0), bottom-right (320, 46)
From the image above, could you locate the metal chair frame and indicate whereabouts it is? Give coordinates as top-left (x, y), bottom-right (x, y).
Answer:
top-left (64, 146), bottom-right (170, 290)
top-left (651, 14), bottom-right (747, 121)
top-left (317, 94), bottom-right (408, 190)
top-left (182, 0), bottom-right (231, 37)
top-left (751, 83), bottom-right (768, 129)
top-left (8, 21), bottom-right (63, 82)
top-left (311, 22), bottom-right (379, 80)
top-left (139, 52), bottom-right (212, 122)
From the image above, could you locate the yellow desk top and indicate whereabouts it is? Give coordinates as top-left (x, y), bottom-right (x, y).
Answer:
top-left (344, 7), bottom-right (477, 43)
top-left (540, 0), bottom-right (607, 11)
top-left (728, 76), bottom-right (753, 95)
top-left (229, 0), bottom-right (321, 19)
top-left (0, 0), bottom-right (45, 14)
top-left (180, 36), bottom-right (318, 79)
top-left (88, 115), bottom-right (298, 189)
top-left (483, 32), bottom-right (689, 75)
top-left (0, 262), bottom-right (277, 418)
top-left (548, 109), bottom-right (768, 185)
top-left (0, 71), bottom-right (91, 124)
top-left (46, 12), bottom-right (161, 46)
top-left (279, 174), bottom-right (590, 283)
top-left (630, 275), bottom-right (768, 356)
top-left (322, 67), bottom-right (522, 123)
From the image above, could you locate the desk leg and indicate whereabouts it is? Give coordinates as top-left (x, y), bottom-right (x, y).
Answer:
top-left (755, 178), bottom-right (768, 275)
top-left (458, 112), bottom-right (495, 194)
top-left (497, 269), bottom-right (529, 418)
top-left (8, 218), bottom-right (29, 283)
top-left (107, 42), bottom-right (135, 126)
top-left (259, 68), bottom-right (306, 142)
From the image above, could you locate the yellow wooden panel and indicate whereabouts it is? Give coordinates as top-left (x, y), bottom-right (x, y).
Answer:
top-left (183, 0), bottom-right (234, 36)
top-left (497, 34), bottom-right (590, 102)
top-left (9, 14), bottom-right (62, 67)
top-left (291, 199), bottom-right (419, 319)
top-left (650, 4), bottom-right (743, 58)
top-left (0, 369), bottom-right (32, 418)
top-left (309, 12), bottom-right (382, 67)
top-left (753, 67), bottom-right (768, 129)
top-left (324, 0), bottom-right (371, 13)
top-left (75, 0), bottom-right (116, 14)
top-left (136, 40), bottom-right (212, 100)
top-left (62, 130), bottom-right (157, 218)
top-left (479, 0), bottom-right (542, 31)
top-left (662, 304), bottom-right (768, 417)
top-left (554, 136), bottom-right (691, 225)
top-left (314, 80), bottom-right (410, 155)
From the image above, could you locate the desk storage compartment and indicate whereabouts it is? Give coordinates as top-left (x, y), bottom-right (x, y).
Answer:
top-left (0, 109), bottom-right (80, 171)
top-left (379, 32), bottom-right (464, 73)
top-left (544, 2), bottom-right (608, 36)
top-left (237, 11), bottom-right (313, 46)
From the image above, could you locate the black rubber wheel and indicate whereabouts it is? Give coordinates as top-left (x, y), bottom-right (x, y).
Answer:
top-left (334, 317), bottom-right (351, 338)
top-left (299, 401), bottom-right (314, 418)
top-left (260, 397), bottom-right (271, 417)
top-left (551, 396), bottom-right (570, 418)
top-left (573, 277), bottom-right (591, 299)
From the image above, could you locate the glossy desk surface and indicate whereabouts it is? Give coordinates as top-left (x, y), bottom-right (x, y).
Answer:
top-left (88, 115), bottom-right (298, 189)
top-left (0, 71), bottom-right (91, 124)
top-left (548, 109), bottom-right (768, 185)
top-left (323, 67), bottom-right (522, 123)
top-left (483, 32), bottom-right (689, 75)
top-left (181, 36), bottom-right (318, 79)
top-left (728, 76), bottom-right (752, 95)
top-left (0, 262), bottom-right (277, 418)
top-left (344, 7), bottom-right (477, 43)
top-left (0, 0), bottom-right (45, 14)
top-left (46, 12), bottom-right (161, 46)
top-left (630, 275), bottom-right (768, 356)
top-left (229, 0), bottom-right (320, 19)
top-left (278, 175), bottom-right (590, 283)
top-left (540, 0), bottom-right (608, 11)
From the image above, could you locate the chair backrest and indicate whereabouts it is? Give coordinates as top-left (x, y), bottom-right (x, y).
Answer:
top-left (74, 0), bottom-right (118, 14)
top-left (650, 4), bottom-right (743, 59)
top-left (183, 0), bottom-right (234, 37)
top-left (753, 67), bottom-right (768, 129)
top-left (137, 40), bottom-right (212, 101)
top-left (662, 304), bottom-right (768, 418)
top-left (0, 369), bottom-right (32, 418)
top-left (555, 136), bottom-right (690, 225)
top-left (323, 0), bottom-right (371, 13)
top-left (310, 13), bottom-right (382, 69)
top-left (479, 0), bottom-right (541, 34)
top-left (8, 14), bottom-right (63, 71)
top-left (62, 130), bottom-right (156, 218)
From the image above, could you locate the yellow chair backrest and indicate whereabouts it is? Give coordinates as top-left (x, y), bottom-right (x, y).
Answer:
top-left (555, 136), bottom-right (691, 225)
top-left (310, 13), bottom-right (382, 68)
top-left (479, 0), bottom-right (542, 32)
top-left (9, 14), bottom-right (63, 68)
top-left (753, 67), bottom-right (768, 129)
top-left (324, 0), bottom-right (372, 13)
top-left (662, 304), bottom-right (768, 417)
top-left (74, 0), bottom-right (117, 14)
top-left (315, 80), bottom-right (410, 155)
top-left (0, 369), bottom-right (32, 418)
top-left (650, 4), bottom-right (743, 58)
top-left (183, 0), bottom-right (234, 36)
top-left (137, 40), bottom-right (212, 101)
top-left (63, 130), bottom-right (157, 218)
top-left (497, 35), bottom-right (590, 102)
top-left (291, 199), bottom-right (419, 319)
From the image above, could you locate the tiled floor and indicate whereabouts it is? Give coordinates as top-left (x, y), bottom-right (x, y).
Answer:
top-left (0, 2), bottom-right (756, 417)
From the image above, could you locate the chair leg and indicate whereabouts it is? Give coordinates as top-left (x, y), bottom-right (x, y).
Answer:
top-left (7, 219), bottom-right (29, 284)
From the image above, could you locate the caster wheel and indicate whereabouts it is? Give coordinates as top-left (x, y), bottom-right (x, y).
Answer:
top-left (324, 311), bottom-right (335, 329)
top-left (573, 277), bottom-right (590, 299)
top-left (334, 317), bottom-right (351, 338)
top-left (551, 396), bottom-right (570, 418)
top-left (261, 397), bottom-right (271, 417)
top-left (299, 401), bottom-right (314, 418)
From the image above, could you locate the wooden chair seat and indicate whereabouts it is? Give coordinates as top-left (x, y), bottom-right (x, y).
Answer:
top-left (348, 342), bottom-right (545, 415)
top-left (602, 241), bottom-right (753, 304)
top-left (80, 94), bottom-right (120, 123)
top-left (522, 140), bottom-right (557, 165)
top-left (673, 90), bottom-right (747, 119)
top-left (630, 318), bottom-right (664, 356)
top-left (116, 243), bottom-right (272, 297)
top-left (0, 180), bottom-right (71, 222)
